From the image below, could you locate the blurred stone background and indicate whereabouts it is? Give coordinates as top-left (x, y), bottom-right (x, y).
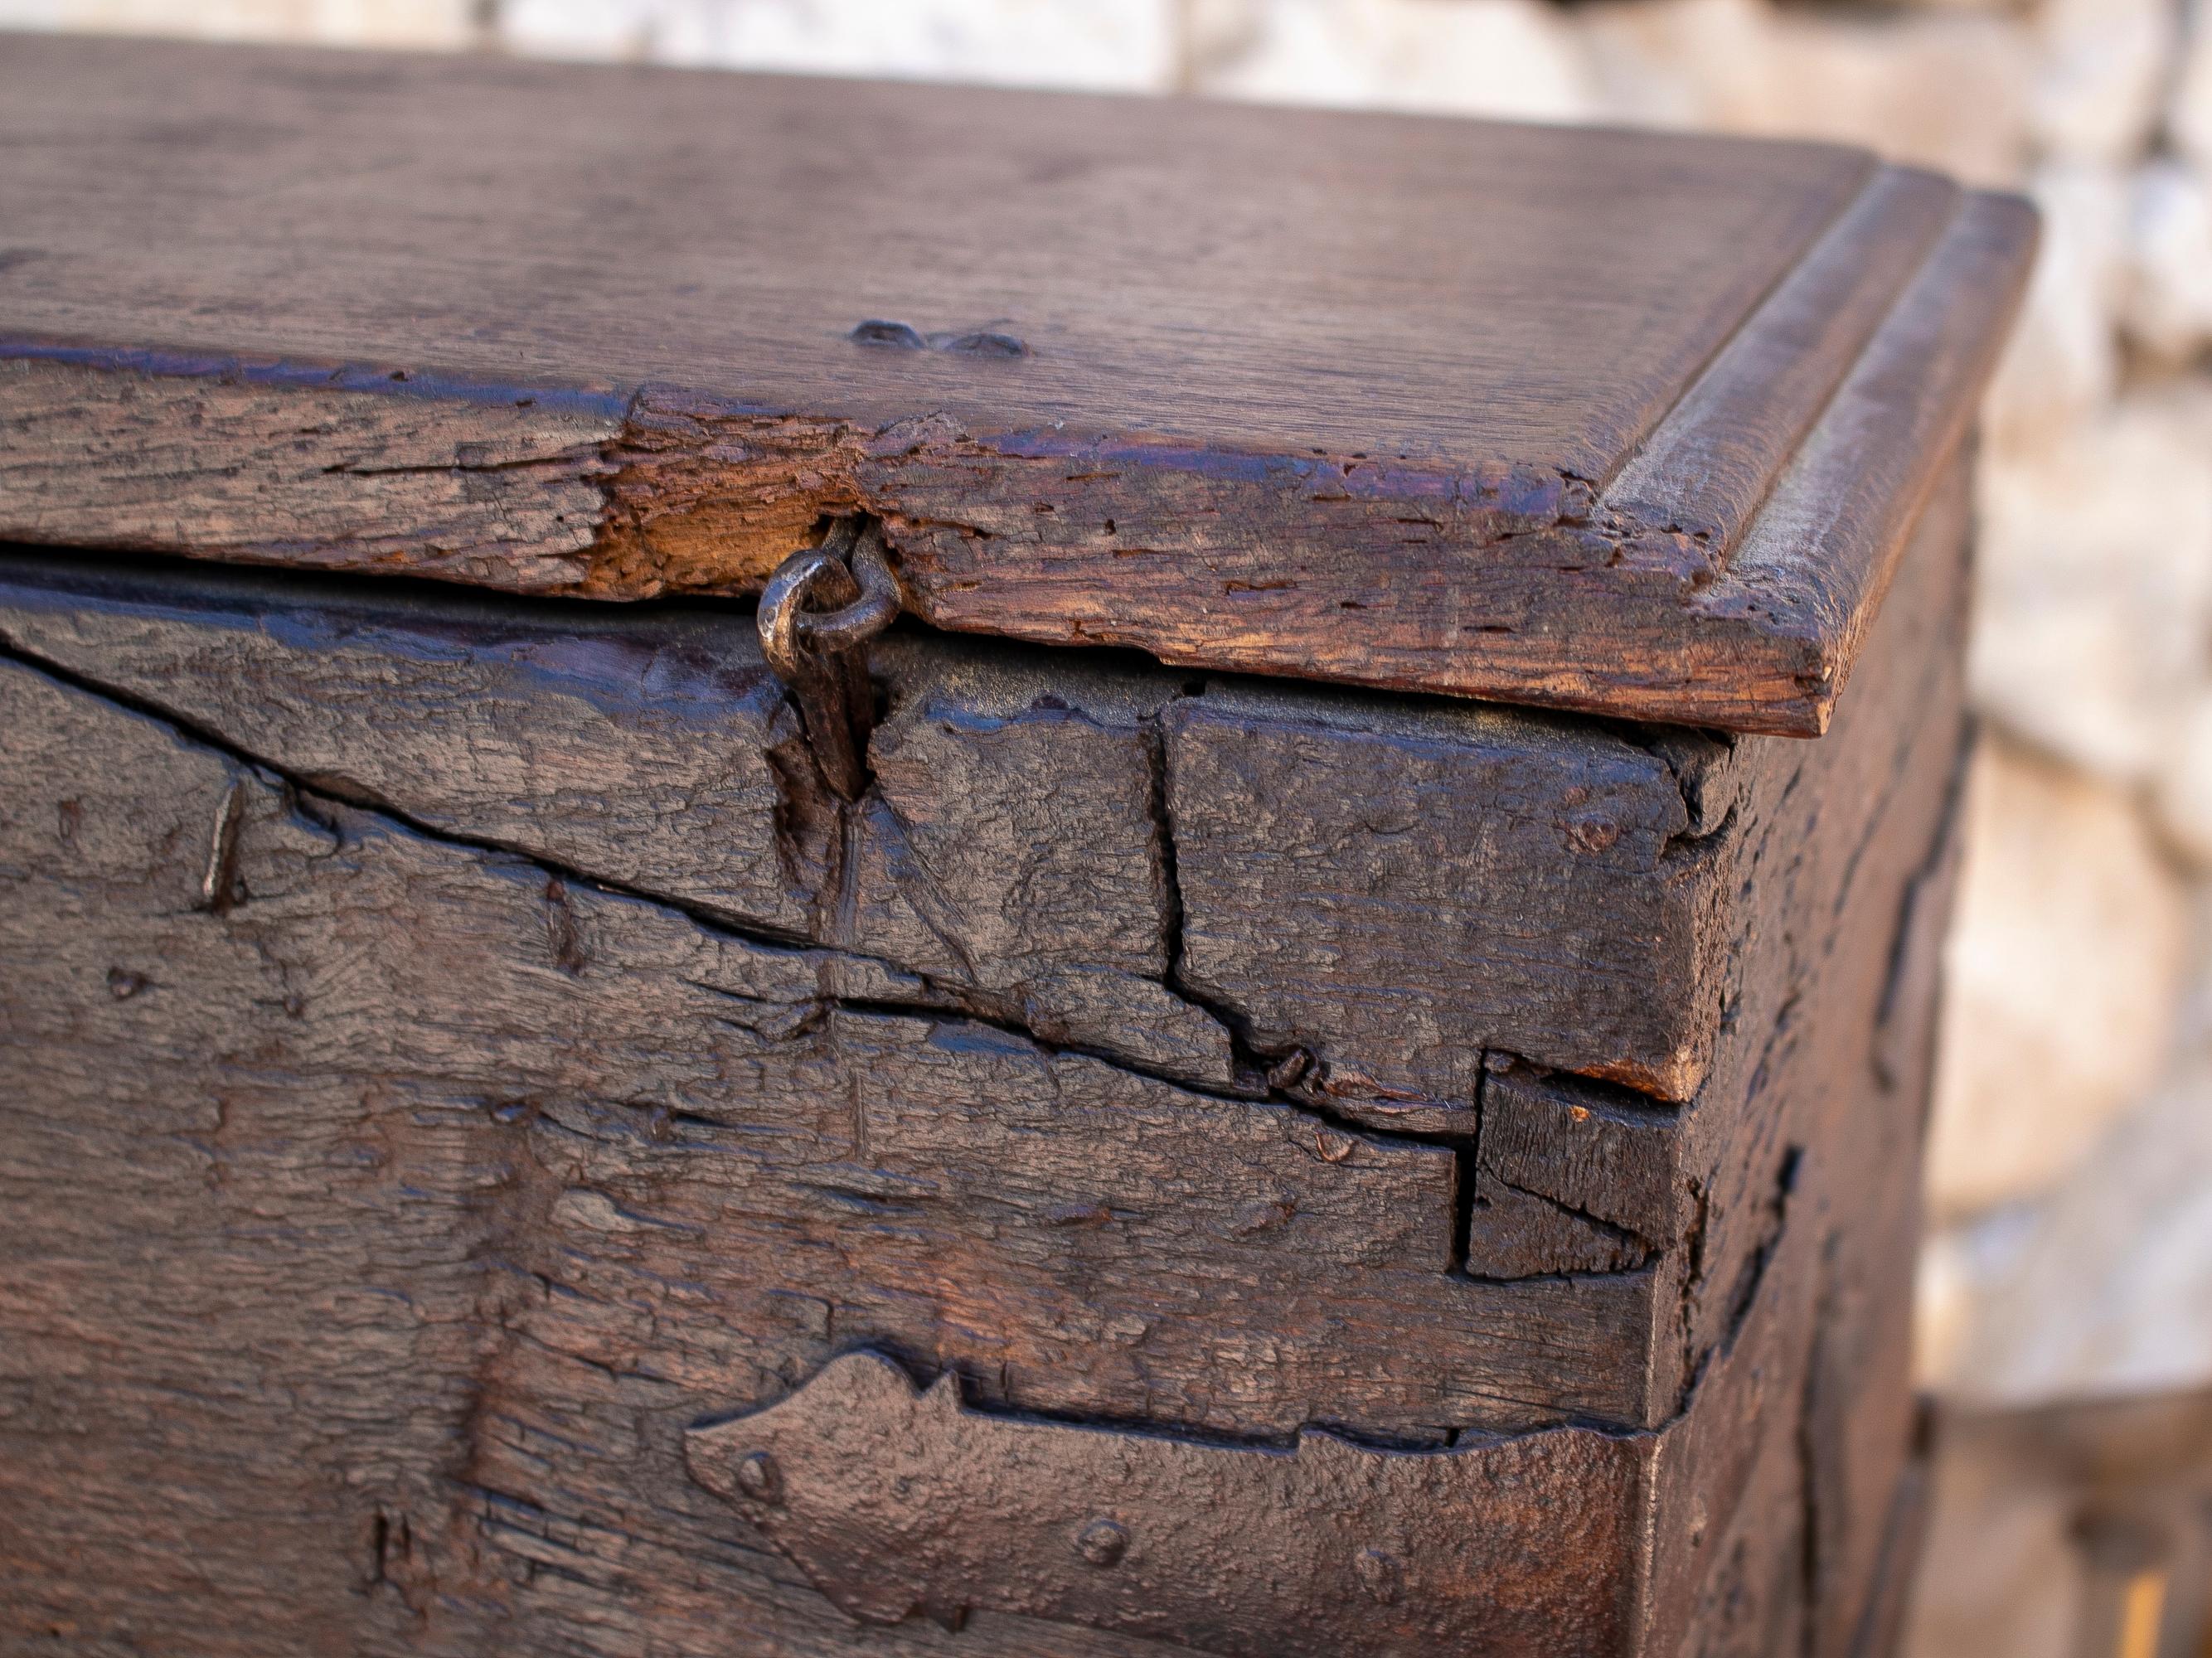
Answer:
top-left (3, 0), bottom-right (2209, 1650)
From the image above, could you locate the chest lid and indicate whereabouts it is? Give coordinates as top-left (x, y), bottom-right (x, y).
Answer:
top-left (0, 32), bottom-right (2031, 734)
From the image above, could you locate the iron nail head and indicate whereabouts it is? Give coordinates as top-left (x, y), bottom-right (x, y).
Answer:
top-left (734, 1450), bottom-right (783, 1505)
top-left (1076, 1518), bottom-right (1128, 1568)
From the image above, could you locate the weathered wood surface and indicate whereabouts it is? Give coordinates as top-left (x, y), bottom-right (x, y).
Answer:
top-left (686, 1350), bottom-right (1652, 1655)
top-left (0, 552), bottom-right (1729, 1106)
top-left (1662, 453), bottom-right (1972, 1658)
top-left (0, 555), bottom-right (1671, 1440)
top-left (0, 453), bottom-right (1968, 1655)
top-left (0, 33), bottom-right (2031, 734)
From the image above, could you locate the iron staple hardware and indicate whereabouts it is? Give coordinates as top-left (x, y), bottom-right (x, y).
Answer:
top-left (759, 516), bottom-right (904, 802)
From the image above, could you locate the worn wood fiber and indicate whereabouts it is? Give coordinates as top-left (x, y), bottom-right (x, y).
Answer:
top-left (0, 448), bottom-right (1966, 1656)
top-left (0, 551), bottom-right (1727, 1108)
top-left (0, 557), bottom-right (1669, 1438)
top-left (0, 32), bottom-right (2030, 732)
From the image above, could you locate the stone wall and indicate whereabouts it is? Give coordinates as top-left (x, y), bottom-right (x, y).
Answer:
top-left (6, 0), bottom-right (2209, 1414)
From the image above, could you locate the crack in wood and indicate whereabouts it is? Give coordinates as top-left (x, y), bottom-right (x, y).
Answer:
top-left (0, 633), bottom-right (1467, 1161)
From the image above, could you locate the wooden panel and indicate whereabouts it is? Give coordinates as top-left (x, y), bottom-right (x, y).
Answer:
top-left (0, 33), bottom-right (2031, 732)
top-left (0, 655), bottom-right (1649, 1648)
top-left (0, 605), bottom-right (1662, 1413)
top-left (0, 446), bottom-right (1968, 1653)
top-left (0, 550), bottom-right (1729, 1104)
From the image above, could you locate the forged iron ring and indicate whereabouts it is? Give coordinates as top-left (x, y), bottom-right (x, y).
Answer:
top-left (793, 521), bottom-right (903, 653)
top-left (759, 518), bottom-right (903, 681)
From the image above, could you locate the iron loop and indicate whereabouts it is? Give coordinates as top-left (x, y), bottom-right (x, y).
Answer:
top-left (758, 516), bottom-right (904, 803)
top-left (793, 521), bottom-right (903, 653)
top-left (759, 518), bottom-right (904, 681)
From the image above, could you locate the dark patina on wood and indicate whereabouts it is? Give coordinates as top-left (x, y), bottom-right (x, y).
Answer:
top-left (0, 448), bottom-right (1969, 1654)
top-left (0, 32), bottom-right (2024, 1658)
top-left (686, 1350), bottom-right (1655, 1656)
top-left (0, 32), bottom-right (2030, 733)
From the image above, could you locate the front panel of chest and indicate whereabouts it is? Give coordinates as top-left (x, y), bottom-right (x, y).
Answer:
top-left (0, 460), bottom-right (1969, 1658)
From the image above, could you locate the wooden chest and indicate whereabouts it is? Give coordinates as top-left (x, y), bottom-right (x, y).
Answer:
top-left (0, 34), bottom-right (2032, 1658)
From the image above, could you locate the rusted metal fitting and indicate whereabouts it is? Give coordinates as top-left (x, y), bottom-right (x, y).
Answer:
top-left (682, 1348), bottom-right (1645, 1655)
top-left (759, 516), bottom-right (904, 801)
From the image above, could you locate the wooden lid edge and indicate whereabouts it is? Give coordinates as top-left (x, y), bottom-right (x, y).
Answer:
top-left (1691, 188), bottom-right (2041, 734)
top-left (0, 189), bottom-right (2037, 737)
top-left (885, 183), bottom-right (2039, 738)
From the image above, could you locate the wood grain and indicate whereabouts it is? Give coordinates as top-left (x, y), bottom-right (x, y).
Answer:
top-left (0, 551), bottom-right (1724, 1103)
top-left (0, 33), bottom-right (2031, 733)
top-left (0, 444), bottom-right (1967, 1652)
top-left (1162, 682), bottom-right (1729, 1103)
top-left (0, 574), bottom-right (1668, 1449)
